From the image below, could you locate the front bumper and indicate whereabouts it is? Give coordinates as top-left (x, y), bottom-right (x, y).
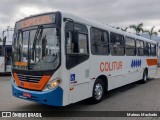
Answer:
top-left (12, 80), bottom-right (63, 106)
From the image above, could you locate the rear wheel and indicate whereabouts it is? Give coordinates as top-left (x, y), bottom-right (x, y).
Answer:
top-left (141, 69), bottom-right (148, 83)
top-left (91, 79), bottom-right (104, 104)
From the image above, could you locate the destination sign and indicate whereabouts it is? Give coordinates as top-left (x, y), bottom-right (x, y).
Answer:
top-left (20, 14), bottom-right (55, 29)
top-left (15, 62), bottom-right (28, 67)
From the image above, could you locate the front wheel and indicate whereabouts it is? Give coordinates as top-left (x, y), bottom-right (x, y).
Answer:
top-left (90, 79), bottom-right (104, 104)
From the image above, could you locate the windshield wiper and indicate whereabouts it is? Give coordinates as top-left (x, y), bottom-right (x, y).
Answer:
top-left (31, 26), bottom-right (43, 61)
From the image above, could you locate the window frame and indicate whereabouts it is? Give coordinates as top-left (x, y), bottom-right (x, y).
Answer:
top-left (65, 22), bottom-right (89, 55)
top-left (136, 39), bottom-right (144, 56)
top-left (90, 27), bottom-right (110, 55)
top-left (144, 42), bottom-right (151, 56)
top-left (150, 43), bottom-right (157, 56)
top-left (110, 32), bottom-right (125, 56)
top-left (125, 36), bottom-right (136, 56)
top-left (65, 21), bottom-right (89, 69)
top-left (77, 32), bottom-right (88, 54)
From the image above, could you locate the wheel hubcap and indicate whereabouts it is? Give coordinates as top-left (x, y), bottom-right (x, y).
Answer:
top-left (144, 73), bottom-right (147, 81)
top-left (94, 83), bottom-right (103, 100)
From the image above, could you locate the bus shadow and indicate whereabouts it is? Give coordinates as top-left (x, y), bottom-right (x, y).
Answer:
top-left (104, 78), bottom-right (154, 99)
top-left (0, 73), bottom-right (11, 76)
top-left (15, 78), bottom-right (156, 111)
top-left (16, 100), bottom-right (91, 111)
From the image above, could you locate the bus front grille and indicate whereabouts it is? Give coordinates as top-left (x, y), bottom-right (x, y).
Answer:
top-left (17, 74), bottom-right (42, 83)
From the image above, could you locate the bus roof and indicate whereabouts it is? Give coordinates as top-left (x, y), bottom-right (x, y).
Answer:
top-left (16, 11), bottom-right (157, 44)
top-left (60, 11), bottom-right (157, 44)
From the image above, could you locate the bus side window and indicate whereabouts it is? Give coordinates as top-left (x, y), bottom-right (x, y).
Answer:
top-left (110, 32), bottom-right (125, 56)
top-left (78, 33), bottom-right (88, 54)
top-left (136, 40), bottom-right (144, 56)
top-left (144, 42), bottom-right (151, 56)
top-left (66, 31), bottom-right (73, 53)
top-left (125, 37), bottom-right (136, 56)
top-left (91, 28), bottom-right (109, 55)
top-left (66, 31), bottom-right (88, 54)
top-left (65, 22), bottom-right (89, 69)
top-left (151, 44), bottom-right (156, 56)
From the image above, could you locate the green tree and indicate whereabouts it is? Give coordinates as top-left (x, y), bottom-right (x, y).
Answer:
top-left (121, 27), bottom-right (128, 32)
top-left (129, 23), bottom-right (144, 35)
top-left (116, 27), bottom-right (120, 29)
top-left (144, 26), bottom-right (158, 39)
top-left (116, 27), bottom-right (128, 32)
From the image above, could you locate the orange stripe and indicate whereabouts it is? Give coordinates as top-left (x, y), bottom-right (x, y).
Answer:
top-left (14, 73), bottom-right (51, 91)
top-left (15, 62), bottom-right (28, 67)
top-left (146, 59), bottom-right (158, 66)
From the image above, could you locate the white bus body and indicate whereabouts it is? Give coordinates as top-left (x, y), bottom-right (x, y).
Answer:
top-left (12, 11), bottom-right (157, 106)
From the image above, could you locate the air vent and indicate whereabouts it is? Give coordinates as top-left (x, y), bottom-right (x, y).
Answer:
top-left (17, 74), bottom-right (42, 83)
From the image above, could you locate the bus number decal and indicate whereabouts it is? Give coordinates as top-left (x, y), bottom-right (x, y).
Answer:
top-left (100, 61), bottom-right (123, 72)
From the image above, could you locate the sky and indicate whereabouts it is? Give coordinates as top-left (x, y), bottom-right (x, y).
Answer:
top-left (0, 0), bottom-right (160, 38)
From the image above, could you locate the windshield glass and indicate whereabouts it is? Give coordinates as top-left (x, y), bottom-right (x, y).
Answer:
top-left (12, 27), bottom-right (60, 71)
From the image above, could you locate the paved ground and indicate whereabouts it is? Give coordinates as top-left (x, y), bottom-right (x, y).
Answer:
top-left (1, 69), bottom-right (160, 120)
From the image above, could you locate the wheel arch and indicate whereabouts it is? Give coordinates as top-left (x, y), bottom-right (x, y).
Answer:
top-left (96, 75), bottom-right (108, 92)
top-left (144, 67), bottom-right (148, 76)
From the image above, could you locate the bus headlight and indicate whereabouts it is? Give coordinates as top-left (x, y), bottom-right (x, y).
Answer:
top-left (43, 78), bottom-right (62, 91)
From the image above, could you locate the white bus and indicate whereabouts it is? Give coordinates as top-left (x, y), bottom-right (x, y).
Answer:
top-left (12, 11), bottom-right (157, 106)
top-left (0, 29), bottom-right (13, 74)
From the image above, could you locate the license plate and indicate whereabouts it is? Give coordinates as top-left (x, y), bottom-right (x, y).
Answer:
top-left (23, 92), bottom-right (32, 98)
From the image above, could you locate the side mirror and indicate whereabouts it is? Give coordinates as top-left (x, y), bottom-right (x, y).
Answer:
top-left (3, 36), bottom-right (6, 47)
top-left (72, 31), bottom-right (79, 44)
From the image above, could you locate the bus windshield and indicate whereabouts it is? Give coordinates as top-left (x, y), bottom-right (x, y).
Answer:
top-left (12, 27), bottom-right (60, 71)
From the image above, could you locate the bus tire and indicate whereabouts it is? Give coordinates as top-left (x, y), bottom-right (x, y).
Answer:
top-left (91, 79), bottom-right (104, 104)
top-left (141, 69), bottom-right (148, 83)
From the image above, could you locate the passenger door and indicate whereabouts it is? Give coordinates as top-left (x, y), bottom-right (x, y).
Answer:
top-left (65, 22), bottom-right (90, 103)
